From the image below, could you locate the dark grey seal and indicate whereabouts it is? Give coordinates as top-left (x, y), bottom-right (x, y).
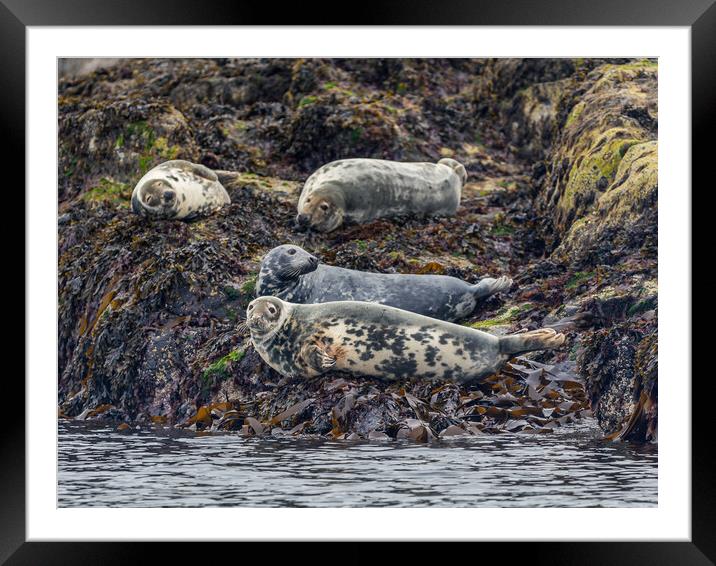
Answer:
top-left (247, 296), bottom-right (565, 382)
top-left (256, 244), bottom-right (512, 322)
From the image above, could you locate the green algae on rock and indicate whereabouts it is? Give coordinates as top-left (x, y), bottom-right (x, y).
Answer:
top-left (537, 59), bottom-right (657, 249)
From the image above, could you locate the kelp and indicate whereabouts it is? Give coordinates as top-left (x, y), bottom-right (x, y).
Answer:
top-left (174, 356), bottom-right (589, 442)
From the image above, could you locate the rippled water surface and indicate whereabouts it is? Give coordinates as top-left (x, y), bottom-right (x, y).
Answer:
top-left (58, 420), bottom-right (657, 507)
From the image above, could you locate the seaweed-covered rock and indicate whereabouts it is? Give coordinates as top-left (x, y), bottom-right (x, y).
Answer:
top-left (537, 60), bottom-right (657, 249)
top-left (57, 57), bottom-right (659, 444)
top-left (577, 315), bottom-right (657, 442)
top-left (556, 140), bottom-right (657, 267)
top-left (59, 99), bottom-right (199, 202)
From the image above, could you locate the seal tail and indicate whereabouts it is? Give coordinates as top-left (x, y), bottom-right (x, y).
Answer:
top-left (215, 170), bottom-right (237, 185)
top-left (471, 276), bottom-right (513, 300)
top-left (499, 328), bottom-right (566, 356)
top-left (437, 157), bottom-right (468, 185)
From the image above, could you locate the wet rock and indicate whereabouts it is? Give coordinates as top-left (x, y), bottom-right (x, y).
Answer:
top-left (577, 316), bottom-right (657, 442)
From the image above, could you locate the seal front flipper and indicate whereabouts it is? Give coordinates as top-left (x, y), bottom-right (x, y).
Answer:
top-left (472, 276), bottom-right (513, 300)
top-left (300, 341), bottom-right (338, 374)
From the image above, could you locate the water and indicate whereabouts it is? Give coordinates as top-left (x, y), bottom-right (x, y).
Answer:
top-left (58, 420), bottom-right (657, 507)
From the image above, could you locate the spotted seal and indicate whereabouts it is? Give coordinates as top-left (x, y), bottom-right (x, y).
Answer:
top-left (256, 244), bottom-right (512, 322)
top-left (131, 160), bottom-right (230, 219)
top-left (296, 157), bottom-right (467, 232)
top-left (246, 296), bottom-right (565, 382)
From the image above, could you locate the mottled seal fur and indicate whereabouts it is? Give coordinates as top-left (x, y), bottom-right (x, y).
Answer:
top-left (256, 244), bottom-right (512, 322)
top-left (131, 160), bottom-right (230, 220)
top-left (296, 158), bottom-right (467, 232)
top-left (247, 296), bottom-right (565, 382)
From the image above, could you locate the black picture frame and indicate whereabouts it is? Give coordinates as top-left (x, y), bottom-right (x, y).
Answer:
top-left (6, 0), bottom-right (713, 563)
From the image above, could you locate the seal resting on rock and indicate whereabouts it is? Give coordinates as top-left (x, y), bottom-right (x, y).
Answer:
top-left (296, 157), bottom-right (467, 232)
top-left (256, 244), bottom-right (512, 322)
top-left (131, 160), bottom-right (230, 220)
top-left (246, 296), bottom-right (565, 382)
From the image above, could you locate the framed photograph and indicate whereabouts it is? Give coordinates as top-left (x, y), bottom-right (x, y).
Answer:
top-left (9, 0), bottom-right (712, 563)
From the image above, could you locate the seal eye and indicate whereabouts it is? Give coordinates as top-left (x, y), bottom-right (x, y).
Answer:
top-left (319, 203), bottom-right (329, 211)
top-left (287, 249), bottom-right (296, 255)
top-left (268, 305), bottom-right (277, 315)
top-left (248, 305), bottom-right (254, 311)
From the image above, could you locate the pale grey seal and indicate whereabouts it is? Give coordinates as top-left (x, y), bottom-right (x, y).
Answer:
top-left (246, 296), bottom-right (565, 382)
top-left (296, 158), bottom-right (466, 232)
top-left (131, 160), bottom-right (230, 220)
top-left (256, 244), bottom-right (512, 322)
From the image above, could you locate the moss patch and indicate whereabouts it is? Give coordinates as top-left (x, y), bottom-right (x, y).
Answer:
top-left (565, 101), bottom-right (585, 128)
top-left (81, 178), bottom-right (132, 204)
top-left (124, 121), bottom-right (182, 174)
top-left (298, 95), bottom-right (318, 107)
top-left (468, 303), bottom-right (534, 329)
top-left (240, 276), bottom-right (257, 297)
top-left (563, 128), bottom-right (640, 209)
top-left (566, 271), bottom-right (596, 289)
top-left (203, 348), bottom-right (246, 381)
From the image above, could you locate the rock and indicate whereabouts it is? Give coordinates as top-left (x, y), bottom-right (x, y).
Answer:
top-left (556, 141), bottom-right (657, 267)
top-left (577, 317), bottom-right (657, 442)
top-left (59, 99), bottom-right (199, 202)
top-left (536, 59), bottom-right (658, 259)
top-left (59, 58), bottom-right (123, 78)
top-left (439, 425), bottom-right (470, 438)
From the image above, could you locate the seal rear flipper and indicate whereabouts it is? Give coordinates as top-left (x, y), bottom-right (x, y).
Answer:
top-left (162, 159), bottom-right (218, 182)
top-left (499, 328), bottom-right (565, 356)
top-left (472, 276), bottom-right (513, 300)
top-left (437, 157), bottom-right (468, 185)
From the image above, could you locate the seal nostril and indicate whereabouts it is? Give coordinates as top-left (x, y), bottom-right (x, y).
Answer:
top-left (296, 214), bottom-right (310, 228)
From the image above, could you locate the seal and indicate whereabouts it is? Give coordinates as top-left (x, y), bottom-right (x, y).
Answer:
top-left (296, 157), bottom-right (467, 232)
top-left (246, 296), bottom-right (565, 382)
top-left (131, 160), bottom-right (231, 220)
top-left (256, 244), bottom-right (512, 322)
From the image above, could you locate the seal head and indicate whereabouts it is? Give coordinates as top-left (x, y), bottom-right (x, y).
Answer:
top-left (133, 178), bottom-right (179, 217)
top-left (257, 244), bottom-right (319, 298)
top-left (296, 188), bottom-right (345, 232)
top-left (246, 296), bottom-right (289, 342)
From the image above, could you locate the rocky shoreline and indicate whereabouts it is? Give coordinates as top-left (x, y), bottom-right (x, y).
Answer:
top-left (58, 58), bottom-right (657, 443)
